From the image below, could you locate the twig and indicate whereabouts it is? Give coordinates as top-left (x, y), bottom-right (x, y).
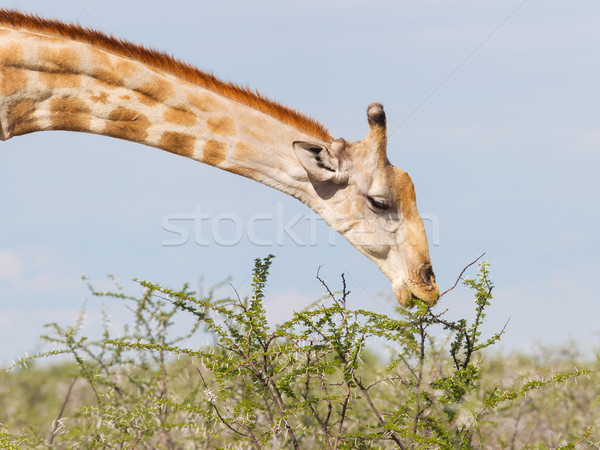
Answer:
top-left (158, 348), bottom-right (173, 449)
top-left (246, 360), bottom-right (301, 449)
top-left (366, 375), bottom-right (405, 391)
top-left (302, 357), bottom-right (333, 449)
top-left (334, 384), bottom-right (351, 449)
top-left (195, 367), bottom-right (254, 442)
top-left (228, 283), bottom-right (246, 310)
top-left (48, 377), bottom-right (77, 447)
top-left (354, 378), bottom-right (406, 449)
top-left (340, 273), bottom-right (350, 308)
top-left (316, 265), bottom-right (338, 302)
top-left (69, 346), bottom-right (101, 404)
top-left (319, 370), bottom-right (334, 427)
top-left (439, 253), bottom-right (486, 297)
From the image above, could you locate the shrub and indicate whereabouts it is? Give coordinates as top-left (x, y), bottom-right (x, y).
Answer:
top-left (1, 256), bottom-right (596, 448)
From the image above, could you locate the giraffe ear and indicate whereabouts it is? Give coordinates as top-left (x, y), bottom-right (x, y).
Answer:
top-left (292, 141), bottom-right (348, 184)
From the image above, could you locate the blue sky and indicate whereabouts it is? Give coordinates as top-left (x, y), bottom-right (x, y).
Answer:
top-left (1, 0), bottom-right (599, 363)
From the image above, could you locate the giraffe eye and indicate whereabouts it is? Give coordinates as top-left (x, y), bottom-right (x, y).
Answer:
top-left (367, 196), bottom-right (390, 211)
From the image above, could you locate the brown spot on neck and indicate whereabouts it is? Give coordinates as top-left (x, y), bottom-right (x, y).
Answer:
top-left (0, 67), bottom-right (27, 95)
top-left (103, 106), bottom-right (151, 141)
top-left (39, 71), bottom-right (82, 90)
top-left (0, 42), bottom-right (23, 67)
top-left (226, 145), bottom-right (257, 179)
top-left (91, 50), bottom-right (125, 86)
top-left (6, 98), bottom-right (37, 136)
top-left (206, 116), bottom-right (235, 136)
top-left (164, 104), bottom-right (197, 126)
top-left (203, 139), bottom-right (227, 166)
top-left (36, 46), bottom-right (83, 89)
top-left (90, 91), bottom-right (109, 104)
top-left (38, 45), bottom-right (81, 73)
top-left (90, 50), bottom-right (140, 88)
top-left (188, 93), bottom-right (215, 112)
top-left (233, 141), bottom-right (251, 159)
top-left (135, 78), bottom-right (174, 106)
top-left (0, 43), bottom-right (28, 95)
top-left (159, 131), bottom-right (196, 157)
top-left (49, 97), bottom-right (92, 132)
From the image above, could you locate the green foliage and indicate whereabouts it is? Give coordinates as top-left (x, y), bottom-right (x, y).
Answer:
top-left (1, 257), bottom-right (597, 448)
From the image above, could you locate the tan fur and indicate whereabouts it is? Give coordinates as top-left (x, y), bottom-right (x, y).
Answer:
top-left (0, 9), bottom-right (331, 142)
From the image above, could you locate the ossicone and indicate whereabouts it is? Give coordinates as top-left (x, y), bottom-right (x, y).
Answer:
top-left (366, 103), bottom-right (387, 157)
top-left (367, 103), bottom-right (386, 128)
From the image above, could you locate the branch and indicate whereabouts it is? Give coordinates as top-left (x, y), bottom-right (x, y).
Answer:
top-left (439, 253), bottom-right (486, 298)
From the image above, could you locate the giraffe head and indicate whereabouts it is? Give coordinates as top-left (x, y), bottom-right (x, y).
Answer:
top-left (293, 103), bottom-right (438, 306)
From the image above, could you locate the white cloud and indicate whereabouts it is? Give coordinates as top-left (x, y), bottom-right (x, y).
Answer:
top-left (563, 129), bottom-right (600, 156)
top-left (490, 263), bottom-right (600, 351)
top-left (0, 248), bottom-right (77, 294)
top-left (0, 250), bottom-right (25, 283)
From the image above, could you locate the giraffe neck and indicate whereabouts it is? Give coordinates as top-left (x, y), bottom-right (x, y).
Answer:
top-left (0, 25), bottom-right (327, 202)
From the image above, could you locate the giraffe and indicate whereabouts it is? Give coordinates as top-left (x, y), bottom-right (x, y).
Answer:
top-left (0, 10), bottom-right (438, 306)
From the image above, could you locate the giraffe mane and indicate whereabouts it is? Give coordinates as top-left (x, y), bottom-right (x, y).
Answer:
top-left (0, 9), bottom-right (332, 142)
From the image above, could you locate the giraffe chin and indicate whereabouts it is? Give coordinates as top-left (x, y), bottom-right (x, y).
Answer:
top-left (393, 282), bottom-right (439, 308)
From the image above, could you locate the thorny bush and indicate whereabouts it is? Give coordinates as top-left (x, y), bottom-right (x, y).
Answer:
top-left (1, 256), bottom-right (595, 449)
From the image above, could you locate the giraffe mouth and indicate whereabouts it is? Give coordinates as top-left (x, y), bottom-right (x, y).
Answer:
top-left (393, 281), bottom-right (439, 307)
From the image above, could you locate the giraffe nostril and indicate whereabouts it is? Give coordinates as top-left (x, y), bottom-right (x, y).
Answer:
top-left (420, 264), bottom-right (436, 287)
